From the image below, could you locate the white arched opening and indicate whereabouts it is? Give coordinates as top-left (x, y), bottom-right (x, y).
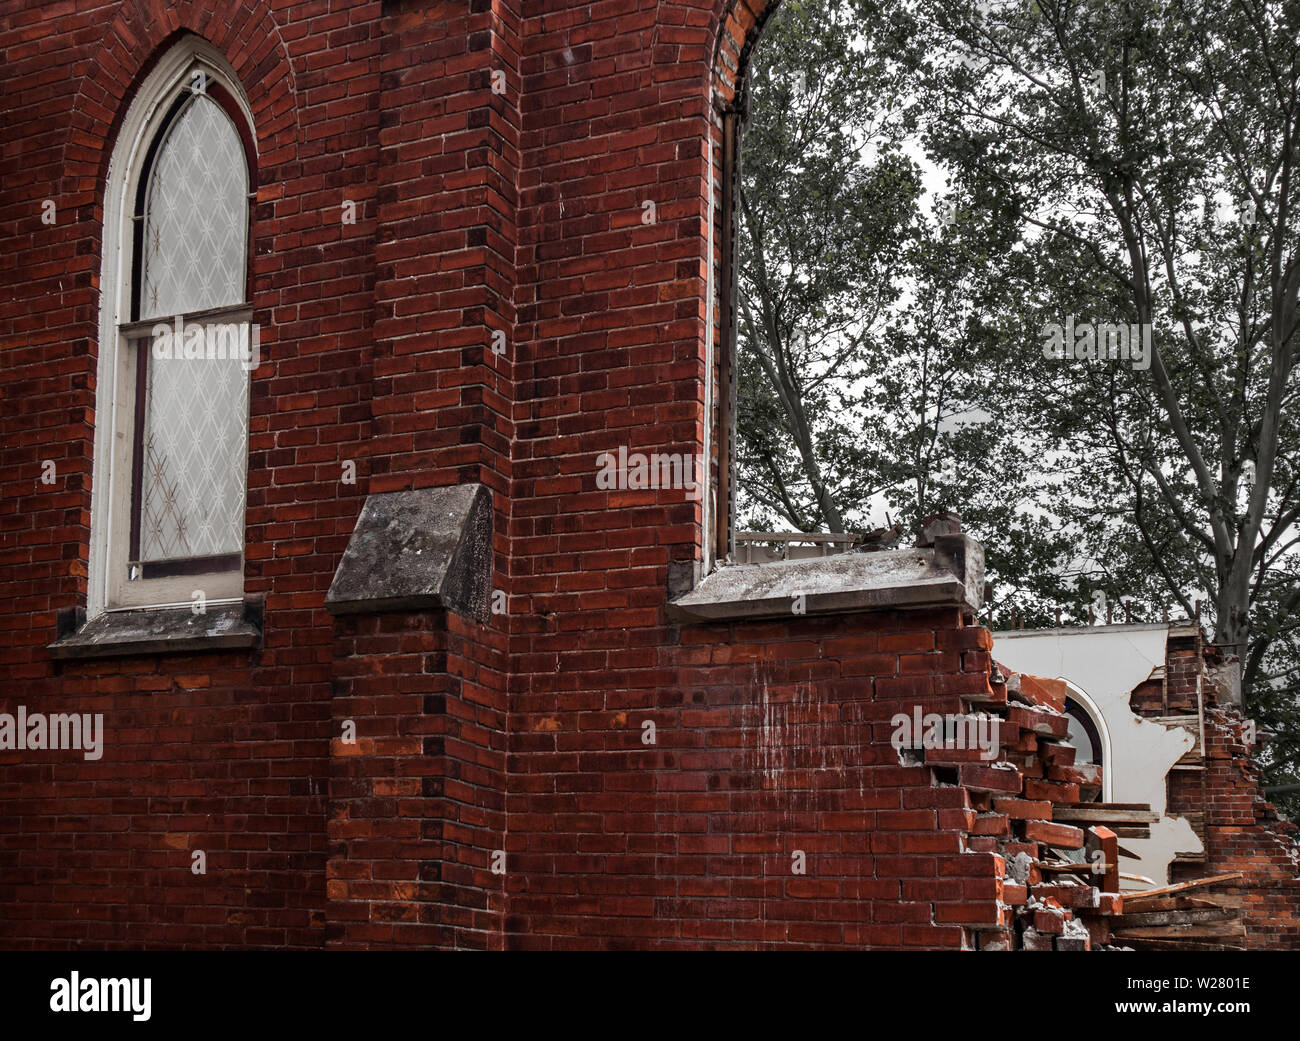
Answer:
top-left (1061, 679), bottom-right (1112, 802)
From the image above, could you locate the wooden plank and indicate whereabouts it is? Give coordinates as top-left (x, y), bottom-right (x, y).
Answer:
top-left (1120, 895), bottom-right (1236, 913)
top-left (1113, 924), bottom-right (1246, 940)
top-left (1123, 937), bottom-right (1247, 952)
top-left (1150, 715), bottom-right (1198, 727)
top-left (1053, 805), bottom-right (1158, 823)
top-left (1124, 872), bottom-right (1244, 903)
top-left (1116, 908), bottom-right (1237, 928)
top-left (1189, 894), bottom-right (1244, 909)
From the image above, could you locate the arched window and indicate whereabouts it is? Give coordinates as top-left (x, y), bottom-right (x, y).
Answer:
top-left (1063, 687), bottom-right (1110, 803)
top-left (90, 40), bottom-right (255, 616)
top-left (1064, 698), bottom-right (1103, 766)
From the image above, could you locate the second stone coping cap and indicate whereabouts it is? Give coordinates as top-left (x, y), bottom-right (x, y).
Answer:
top-left (667, 533), bottom-right (984, 623)
top-left (325, 483), bottom-right (493, 620)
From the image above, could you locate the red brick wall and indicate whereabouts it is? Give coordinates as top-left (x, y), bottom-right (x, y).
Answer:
top-left (0, 645), bottom-right (328, 947)
top-left (1, 0), bottom-right (379, 949)
top-left (0, 0), bottom-right (1071, 951)
top-left (327, 609), bottom-right (507, 949)
top-left (506, 608), bottom-right (1001, 949)
top-left (1150, 635), bottom-right (1300, 949)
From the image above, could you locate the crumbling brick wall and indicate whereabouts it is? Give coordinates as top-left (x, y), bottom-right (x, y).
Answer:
top-left (506, 607), bottom-right (1005, 949)
top-left (956, 667), bottom-right (1123, 951)
top-left (1133, 631), bottom-right (1300, 949)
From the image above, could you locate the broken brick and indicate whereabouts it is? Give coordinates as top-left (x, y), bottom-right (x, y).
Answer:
top-left (1024, 820), bottom-right (1086, 849)
top-left (993, 798), bottom-right (1053, 820)
top-left (959, 764), bottom-right (1022, 795)
top-left (1016, 674), bottom-right (1069, 712)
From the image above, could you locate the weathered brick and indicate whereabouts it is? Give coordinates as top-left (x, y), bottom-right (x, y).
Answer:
top-left (1024, 820), bottom-right (1086, 849)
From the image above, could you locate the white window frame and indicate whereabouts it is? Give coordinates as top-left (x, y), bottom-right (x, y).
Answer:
top-left (89, 37), bottom-right (256, 619)
top-left (1063, 681), bottom-right (1114, 802)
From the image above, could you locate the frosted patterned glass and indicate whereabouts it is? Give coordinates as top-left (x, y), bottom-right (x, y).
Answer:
top-left (139, 94), bottom-right (247, 320)
top-left (138, 338), bottom-right (248, 562)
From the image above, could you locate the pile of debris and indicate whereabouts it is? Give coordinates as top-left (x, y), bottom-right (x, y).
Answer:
top-left (1108, 873), bottom-right (1245, 950)
top-left (927, 660), bottom-right (1246, 949)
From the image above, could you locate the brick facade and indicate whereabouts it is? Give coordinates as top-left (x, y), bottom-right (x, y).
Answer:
top-left (2, 0), bottom-right (1294, 950)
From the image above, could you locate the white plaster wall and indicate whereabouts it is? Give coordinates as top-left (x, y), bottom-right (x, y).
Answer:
top-left (992, 624), bottom-right (1201, 887)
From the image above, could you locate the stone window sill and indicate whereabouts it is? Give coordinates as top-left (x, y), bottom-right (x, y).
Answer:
top-left (666, 534), bottom-right (984, 623)
top-left (49, 599), bottom-right (263, 660)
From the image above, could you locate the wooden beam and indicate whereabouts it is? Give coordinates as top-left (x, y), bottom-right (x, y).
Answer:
top-left (1123, 937), bottom-right (1247, 952)
top-left (1122, 894), bottom-right (1240, 912)
top-left (1113, 923), bottom-right (1246, 940)
top-left (1116, 908), bottom-right (1237, 928)
top-left (1124, 872), bottom-right (1244, 903)
top-left (1053, 805), bottom-right (1159, 823)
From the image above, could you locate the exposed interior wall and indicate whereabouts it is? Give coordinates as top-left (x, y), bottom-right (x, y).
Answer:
top-left (995, 623), bottom-right (1300, 948)
top-left (993, 625), bottom-right (1202, 886)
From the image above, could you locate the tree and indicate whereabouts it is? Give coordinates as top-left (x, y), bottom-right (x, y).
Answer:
top-left (918, 0), bottom-right (1300, 719)
top-left (735, 0), bottom-right (923, 534)
top-left (736, 0), bottom-right (1078, 623)
top-left (734, 0), bottom-right (1300, 800)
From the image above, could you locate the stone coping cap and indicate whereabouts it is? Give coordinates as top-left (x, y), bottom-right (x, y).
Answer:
top-left (325, 483), bottom-right (492, 620)
top-left (667, 533), bottom-right (984, 622)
